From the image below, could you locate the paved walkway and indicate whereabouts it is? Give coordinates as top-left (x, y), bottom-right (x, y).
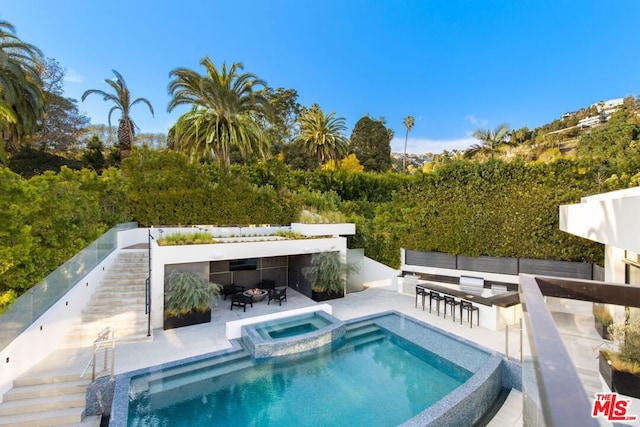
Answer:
top-left (22, 285), bottom-right (526, 425)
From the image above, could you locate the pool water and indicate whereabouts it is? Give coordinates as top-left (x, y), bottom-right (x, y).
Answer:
top-left (267, 323), bottom-right (317, 339)
top-left (253, 313), bottom-right (333, 340)
top-left (127, 329), bottom-right (471, 427)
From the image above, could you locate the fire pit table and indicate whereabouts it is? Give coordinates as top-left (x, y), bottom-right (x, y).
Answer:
top-left (243, 288), bottom-right (269, 303)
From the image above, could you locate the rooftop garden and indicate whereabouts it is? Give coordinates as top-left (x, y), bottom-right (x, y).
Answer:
top-left (157, 230), bottom-right (319, 246)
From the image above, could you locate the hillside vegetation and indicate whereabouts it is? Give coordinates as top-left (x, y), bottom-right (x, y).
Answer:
top-left (3, 104), bottom-right (640, 314)
top-left (2, 21), bottom-right (640, 314)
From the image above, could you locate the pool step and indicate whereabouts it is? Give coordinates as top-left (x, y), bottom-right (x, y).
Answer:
top-left (344, 322), bottom-right (383, 340)
top-left (132, 351), bottom-right (255, 411)
top-left (339, 322), bottom-right (386, 353)
top-left (133, 350), bottom-right (253, 397)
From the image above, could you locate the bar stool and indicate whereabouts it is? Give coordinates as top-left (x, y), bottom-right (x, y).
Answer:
top-left (443, 295), bottom-right (460, 321)
top-left (415, 286), bottom-right (428, 310)
top-left (460, 300), bottom-right (479, 328)
top-left (429, 291), bottom-right (444, 316)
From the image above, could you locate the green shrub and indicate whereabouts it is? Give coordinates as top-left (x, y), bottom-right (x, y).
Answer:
top-left (158, 232), bottom-right (216, 246)
top-left (607, 315), bottom-right (640, 372)
top-left (302, 252), bottom-right (358, 293)
top-left (164, 270), bottom-right (220, 317)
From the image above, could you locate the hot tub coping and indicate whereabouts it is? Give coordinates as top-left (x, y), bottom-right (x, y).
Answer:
top-left (225, 304), bottom-right (333, 340)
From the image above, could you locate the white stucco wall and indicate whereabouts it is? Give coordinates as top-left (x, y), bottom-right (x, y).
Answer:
top-left (0, 250), bottom-right (120, 401)
top-left (559, 188), bottom-right (640, 254)
top-left (361, 256), bottom-right (399, 289)
top-left (560, 187), bottom-right (640, 284)
top-left (150, 236), bottom-right (349, 329)
top-left (605, 246), bottom-right (627, 283)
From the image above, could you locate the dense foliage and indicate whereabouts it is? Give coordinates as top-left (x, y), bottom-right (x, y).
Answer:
top-left (577, 110), bottom-right (640, 169)
top-left (349, 115), bottom-right (392, 172)
top-left (0, 166), bottom-right (127, 312)
top-left (384, 160), bottom-right (603, 263)
top-left (122, 149), bottom-right (298, 226)
top-left (0, 147), bottom-right (616, 314)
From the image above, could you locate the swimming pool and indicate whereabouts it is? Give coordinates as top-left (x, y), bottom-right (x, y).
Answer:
top-left (110, 311), bottom-right (510, 426)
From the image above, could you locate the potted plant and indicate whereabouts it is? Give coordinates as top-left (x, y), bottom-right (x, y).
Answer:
top-left (599, 313), bottom-right (640, 399)
top-left (593, 304), bottom-right (613, 340)
top-left (164, 270), bottom-right (221, 330)
top-left (303, 251), bottom-right (356, 302)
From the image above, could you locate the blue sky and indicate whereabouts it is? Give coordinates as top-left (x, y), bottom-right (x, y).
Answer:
top-left (2, 0), bottom-right (639, 154)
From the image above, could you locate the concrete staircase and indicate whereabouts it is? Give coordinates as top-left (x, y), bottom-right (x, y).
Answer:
top-left (63, 250), bottom-right (151, 347)
top-left (0, 374), bottom-right (92, 426)
top-left (0, 249), bottom-right (151, 425)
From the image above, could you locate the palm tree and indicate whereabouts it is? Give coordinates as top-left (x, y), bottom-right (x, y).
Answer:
top-left (465, 123), bottom-right (511, 160)
top-left (402, 115), bottom-right (414, 170)
top-left (296, 104), bottom-right (349, 167)
top-left (167, 57), bottom-right (272, 166)
top-left (0, 20), bottom-right (45, 157)
top-left (81, 70), bottom-right (154, 159)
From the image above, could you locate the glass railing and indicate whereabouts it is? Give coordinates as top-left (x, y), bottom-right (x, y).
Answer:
top-left (519, 274), bottom-right (640, 426)
top-left (0, 222), bottom-right (137, 351)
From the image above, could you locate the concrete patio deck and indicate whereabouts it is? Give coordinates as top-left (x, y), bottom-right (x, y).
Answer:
top-left (22, 284), bottom-right (526, 426)
top-left (27, 285), bottom-right (523, 378)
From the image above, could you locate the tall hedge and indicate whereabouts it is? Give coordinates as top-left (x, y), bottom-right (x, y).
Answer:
top-left (122, 149), bottom-right (299, 226)
top-left (373, 159), bottom-right (603, 267)
top-left (0, 151), bottom-right (613, 312)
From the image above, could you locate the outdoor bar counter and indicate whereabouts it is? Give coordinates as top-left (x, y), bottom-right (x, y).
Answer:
top-left (401, 275), bottom-right (521, 331)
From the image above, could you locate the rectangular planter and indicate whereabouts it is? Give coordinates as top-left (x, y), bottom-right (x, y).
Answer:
top-left (291, 223), bottom-right (355, 237)
top-left (164, 309), bottom-right (211, 330)
top-left (312, 290), bottom-right (344, 302)
top-left (599, 351), bottom-right (640, 399)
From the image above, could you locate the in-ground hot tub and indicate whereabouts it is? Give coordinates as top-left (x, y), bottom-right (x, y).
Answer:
top-left (241, 311), bottom-right (345, 360)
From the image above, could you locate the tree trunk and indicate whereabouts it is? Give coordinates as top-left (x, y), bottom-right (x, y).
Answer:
top-left (118, 117), bottom-right (134, 159)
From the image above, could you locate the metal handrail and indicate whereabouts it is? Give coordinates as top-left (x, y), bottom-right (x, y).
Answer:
top-left (81, 328), bottom-right (116, 382)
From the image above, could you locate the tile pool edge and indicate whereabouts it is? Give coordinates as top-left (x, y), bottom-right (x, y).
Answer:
top-left (109, 340), bottom-right (246, 427)
top-left (349, 310), bottom-right (508, 426)
top-left (403, 354), bottom-right (503, 426)
top-left (109, 310), bottom-right (517, 427)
